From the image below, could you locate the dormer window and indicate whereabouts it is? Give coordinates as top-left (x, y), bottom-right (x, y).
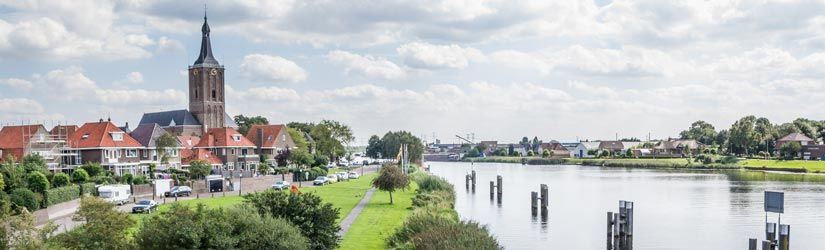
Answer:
top-left (267, 135), bottom-right (273, 141)
top-left (233, 135), bottom-right (241, 141)
top-left (81, 133), bottom-right (90, 139)
top-left (111, 132), bottom-right (124, 141)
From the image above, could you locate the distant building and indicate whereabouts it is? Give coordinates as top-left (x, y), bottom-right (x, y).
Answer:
top-left (478, 141), bottom-right (497, 156)
top-left (129, 123), bottom-right (182, 170)
top-left (653, 139), bottom-right (703, 156)
top-left (194, 127), bottom-right (259, 171)
top-left (562, 142), bottom-right (589, 158)
top-left (776, 133), bottom-right (814, 148)
top-left (598, 141), bottom-right (625, 154)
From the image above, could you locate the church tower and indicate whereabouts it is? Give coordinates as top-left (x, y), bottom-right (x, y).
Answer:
top-left (189, 12), bottom-right (225, 129)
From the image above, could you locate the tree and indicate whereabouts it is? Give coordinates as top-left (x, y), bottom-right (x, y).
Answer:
top-left (1, 208), bottom-right (56, 249)
top-left (288, 127), bottom-right (309, 151)
top-left (234, 115), bottom-right (269, 135)
top-left (53, 197), bottom-right (134, 249)
top-left (10, 188), bottom-right (39, 211)
top-left (466, 148), bottom-right (480, 158)
top-left (365, 135), bottom-right (383, 158)
top-left (527, 150), bottom-right (535, 157)
top-left (52, 173), bottom-right (71, 187)
top-left (319, 120), bottom-right (354, 146)
top-left (728, 116), bottom-right (758, 155)
top-left (288, 148), bottom-right (314, 167)
top-left (541, 149), bottom-right (551, 158)
top-left (80, 162), bottom-right (104, 177)
top-left (258, 162), bottom-right (272, 175)
top-left (679, 120), bottom-right (717, 145)
top-left (27, 172), bottom-right (49, 193)
top-left (377, 131), bottom-right (424, 163)
top-left (779, 141), bottom-right (802, 160)
top-left (188, 160), bottom-right (212, 180)
top-left (72, 169), bottom-right (90, 183)
top-left (244, 191), bottom-right (341, 250)
top-left (135, 204), bottom-right (309, 250)
top-left (156, 133), bottom-right (178, 166)
top-left (21, 155), bottom-right (47, 174)
top-left (372, 165), bottom-right (410, 204)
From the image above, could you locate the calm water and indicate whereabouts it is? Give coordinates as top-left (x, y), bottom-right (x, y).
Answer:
top-left (429, 162), bottom-right (825, 250)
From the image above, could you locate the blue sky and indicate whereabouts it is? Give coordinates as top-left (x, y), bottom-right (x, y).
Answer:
top-left (2, 0), bottom-right (825, 145)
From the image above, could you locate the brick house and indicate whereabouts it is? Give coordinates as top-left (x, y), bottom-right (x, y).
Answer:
top-left (0, 124), bottom-right (48, 163)
top-left (245, 124), bottom-right (296, 165)
top-left (129, 123), bottom-right (183, 170)
top-left (68, 121), bottom-right (144, 176)
top-left (598, 141), bottom-right (625, 155)
top-left (776, 133), bottom-right (814, 148)
top-left (193, 127), bottom-right (259, 171)
top-left (653, 139), bottom-right (703, 156)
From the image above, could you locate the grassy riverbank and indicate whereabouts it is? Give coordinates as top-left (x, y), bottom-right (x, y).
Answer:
top-left (464, 156), bottom-right (825, 173)
top-left (339, 182), bottom-right (418, 249)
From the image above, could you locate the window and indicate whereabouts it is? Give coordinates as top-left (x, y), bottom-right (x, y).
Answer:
top-left (195, 88), bottom-right (199, 99)
top-left (212, 90), bottom-right (216, 99)
top-left (168, 149), bottom-right (178, 157)
top-left (241, 149), bottom-right (248, 155)
top-left (111, 132), bottom-right (124, 141)
top-left (142, 150), bottom-right (148, 158)
top-left (81, 133), bottom-right (90, 139)
top-left (126, 150), bottom-right (137, 157)
top-left (231, 149), bottom-right (236, 155)
top-left (232, 135), bottom-right (241, 141)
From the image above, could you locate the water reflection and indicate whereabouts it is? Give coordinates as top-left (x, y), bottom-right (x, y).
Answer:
top-left (430, 162), bottom-right (825, 250)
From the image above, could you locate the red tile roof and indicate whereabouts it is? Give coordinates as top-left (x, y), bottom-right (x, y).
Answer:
top-left (0, 125), bottom-right (47, 162)
top-left (50, 125), bottom-right (78, 138)
top-left (181, 148), bottom-right (223, 166)
top-left (177, 135), bottom-right (201, 149)
top-left (778, 133), bottom-right (813, 142)
top-left (245, 124), bottom-right (294, 149)
top-left (195, 127), bottom-right (255, 148)
top-left (69, 121), bottom-right (143, 148)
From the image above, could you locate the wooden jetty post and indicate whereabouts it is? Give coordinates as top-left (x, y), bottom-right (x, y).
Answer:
top-left (471, 170), bottom-right (477, 188)
top-left (606, 200), bottom-right (635, 250)
top-left (761, 240), bottom-right (771, 250)
top-left (778, 224), bottom-right (790, 250)
top-left (748, 238), bottom-right (757, 250)
top-left (606, 212), bottom-right (614, 250)
top-left (489, 181), bottom-right (495, 200)
top-left (531, 191), bottom-right (538, 215)
top-left (465, 174), bottom-right (470, 190)
top-left (489, 175), bottom-right (503, 202)
top-left (766, 222), bottom-right (776, 245)
top-left (496, 175), bottom-right (503, 202)
top-left (540, 184), bottom-right (548, 209)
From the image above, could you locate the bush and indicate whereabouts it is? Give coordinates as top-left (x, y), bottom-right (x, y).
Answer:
top-left (121, 173), bottom-right (133, 184)
top-left (10, 188), bottom-right (39, 211)
top-left (80, 162), bottom-right (104, 177)
top-left (694, 154), bottom-right (714, 165)
top-left (136, 204), bottom-right (309, 250)
top-left (132, 175), bottom-right (148, 185)
top-left (71, 169), bottom-right (90, 183)
top-left (244, 191), bottom-right (340, 250)
top-left (91, 175), bottom-right (115, 185)
top-left (416, 175), bottom-right (453, 193)
top-left (308, 167), bottom-right (327, 180)
top-left (27, 172), bottom-right (50, 193)
top-left (411, 220), bottom-right (501, 250)
top-left (80, 182), bottom-right (97, 196)
top-left (719, 155), bottom-right (739, 165)
top-left (45, 185), bottom-right (80, 207)
top-left (387, 210), bottom-right (458, 248)
top-left (52, 173), bottom-right (71, 187)
top-left (0, 191), bottom-right (11, 217)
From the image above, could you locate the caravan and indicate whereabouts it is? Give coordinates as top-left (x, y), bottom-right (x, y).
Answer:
top-left (97, 184), bottom-right (131, 205)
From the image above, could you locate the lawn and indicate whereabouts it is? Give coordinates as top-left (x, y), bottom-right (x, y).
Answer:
top-left (739, 159), bottom-right (825, 172)
top-left (129, 173), bottom-right (378, 233)
top-left (338, 182), bottom-right (418, 250)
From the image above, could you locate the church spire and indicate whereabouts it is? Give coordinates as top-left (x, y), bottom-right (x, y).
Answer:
top-left (193, 6), bottom-right (219, 67)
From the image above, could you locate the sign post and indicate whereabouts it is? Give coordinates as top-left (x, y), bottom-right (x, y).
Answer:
top-left (763, 191), bottom-right (785, 248)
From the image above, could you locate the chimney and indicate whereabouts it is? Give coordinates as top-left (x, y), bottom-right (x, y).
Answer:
top-left (99, 118), bottom-right (104, 122)
top-left (257, 127), bottom-right (264, 154)
top-left (125, 122), bottom-right (129, 129)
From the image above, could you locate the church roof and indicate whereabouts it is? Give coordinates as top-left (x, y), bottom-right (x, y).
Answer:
top-left (193, 13), bottom-right (220, 67)
top-left (139, 110), bottom-right (201, 127)
top-left (130, 123), bottom-right (179, 148)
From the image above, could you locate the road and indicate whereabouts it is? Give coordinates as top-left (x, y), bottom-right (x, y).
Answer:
top-left (40, 164), bottom-right (379, 234)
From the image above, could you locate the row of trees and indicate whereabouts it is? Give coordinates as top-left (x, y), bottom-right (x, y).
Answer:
top-left (365, 131), bottom-right (424, 163)
top-left (234, 115), bottom-right (355, 166)
top-left (679, 117), bottom-right (825, 156)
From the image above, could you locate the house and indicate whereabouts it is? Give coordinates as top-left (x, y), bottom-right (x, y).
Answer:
top-left (245, 124), bottom-right (296, 165)
top-left (598, 141), bottom-right (625, 155)
top-left (68, 121), bottom-right (144, 176)
top-left (542, 142), bottom-right (570, 158)
top-left (193, 127), bottom-right (259, 171)
top-left (0, 125), bottom-right (47, 163)
top-left (129, 123), bottom-right (182, 171)
top-left (561, 142), bottom-right (589, 158)
top-left (181, 148), bottom-right (223, 168)
top-left (478, 141), bottom-right (497, 156)
top-left (653, 139), bottom-right (703, 156)
top-left (776, 133), bottom-right (814, 148)
top-left (801, 145), bottom-right (825, 160)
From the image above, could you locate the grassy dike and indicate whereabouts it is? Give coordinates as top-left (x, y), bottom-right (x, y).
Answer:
top-left (338, 181), bottom-right (418, 249)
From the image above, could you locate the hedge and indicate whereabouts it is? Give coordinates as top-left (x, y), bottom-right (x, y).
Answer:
top-left (80, 182), bottom-right (97, 196)
top-left (45, 185), bottom-right (81, 207)
top-left (10, 188), bottom-right (39, 211)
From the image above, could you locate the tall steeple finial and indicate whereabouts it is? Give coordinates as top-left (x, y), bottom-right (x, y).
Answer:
top-left (194, 4), bottom-right (219, 67)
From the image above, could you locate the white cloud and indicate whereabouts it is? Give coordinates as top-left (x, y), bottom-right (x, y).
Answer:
top-left (397, 42), bottom-right (484, 69)
top-left (0, 98), bottom-right (44, 114)
top-left (30, 67), bottom-right (184, 106)
top-left (239, 54), bottom-right (307, 83)
top-left (156, 36), bottom-right (184, 53)
top-left (326, 50), bottom-right (406, 80)
top-left (0, 78), bottom-right (34, 90)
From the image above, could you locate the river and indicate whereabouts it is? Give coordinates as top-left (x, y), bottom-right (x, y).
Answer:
top-left (428, 162), bottom-right (825, 249)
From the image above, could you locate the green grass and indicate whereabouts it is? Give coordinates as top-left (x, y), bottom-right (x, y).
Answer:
top-left (739, 159), bottom-right (825, 172)
top-left (128, 173), bottom-right (378, 234)
top-left (339, 182), bottom-right (418, 250)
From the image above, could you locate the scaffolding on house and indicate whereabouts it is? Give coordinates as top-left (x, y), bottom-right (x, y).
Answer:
top-left (23, 124), bottom-right (80, 172)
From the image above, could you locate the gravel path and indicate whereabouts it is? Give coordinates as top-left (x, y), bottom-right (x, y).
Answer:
top-left (337, 187), bottom-right (376, 236)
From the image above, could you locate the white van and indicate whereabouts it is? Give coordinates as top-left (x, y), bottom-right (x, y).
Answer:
top-left (98, 184), bottom-right (132, 205)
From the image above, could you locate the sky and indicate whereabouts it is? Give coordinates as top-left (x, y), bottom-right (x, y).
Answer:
top-left (2, 0), bottom-right (825, 145)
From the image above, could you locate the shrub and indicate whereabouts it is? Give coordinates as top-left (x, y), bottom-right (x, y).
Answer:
top-left (26, 172), bottom-right (50, 193)
top-left (52, 197), bottom-right (134, 249)
top-left (91, 175), bottom-right (115, 185)
top-left (45, 185), bottom-right (80, 207)
top-left (80, 162), bottom-right (104, 177)
top-left (387, 210), bottom-right (457, 248)
top-left (416, 175), bottom-right (453, 193)
top-left (72, 169), bottom-right (90, 183)
top-left (0, 191), bottom-right (11, 217)
top-left (52, 173), bottom-right (71, 187)
top-left (244, 191), bottom-right (340, 250)
top-left (411, 220), bottom-right (501, 250)
top-left (719, 155), bottom-right (739, 165)
top-left (80, 182), bottom-right (97, 196)
top-left (10, 188), bottom-right (39, 211)
top-left (132, 175), bottom-right (148, 185)
top-left (411, 190), bottom-right (455, 210)
top-left (121, 173), bottom-right (133, 184)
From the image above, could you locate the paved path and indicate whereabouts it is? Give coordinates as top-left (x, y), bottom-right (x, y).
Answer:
top-left (338, 187), bottom-right (376, 236)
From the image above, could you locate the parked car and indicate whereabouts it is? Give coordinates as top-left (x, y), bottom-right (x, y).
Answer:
top-left (336, 172), bottom-right (348, 180)
top-left (164, 186), bottom-right (192, 197)
top-left (326, 174), bottom-right (339, 183)
top-left (272, 181), bottom-right (291, 190)
top-left (348, 172), bottom-right (360, 179)
top-left (132, 199), bottom-right (158, 214)
top-left (313, 176), bottom-right (329, 186)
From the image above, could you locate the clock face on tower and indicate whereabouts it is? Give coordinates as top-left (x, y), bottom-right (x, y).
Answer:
top-left (193, 70), bottom-right (198, 76)
top-left (210, 69), bottom-right (218, 75)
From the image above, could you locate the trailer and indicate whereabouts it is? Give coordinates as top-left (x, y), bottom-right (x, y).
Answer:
top-left (98, 184), bottom-right (132, 205)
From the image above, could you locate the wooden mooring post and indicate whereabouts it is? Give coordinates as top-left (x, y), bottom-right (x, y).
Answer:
top-left (778, 224), bottom-right (790, 250)
top-left (606, 200), bottom-right (634, 250)
top-left (748, 238), bottom-right (757, 250)
top-left (496, 175), bottom-right (503, 202)
top-left (489, 175), bottom-right (503, 202)
top-left (465, 174), bottom-right (470, 190)
top-left (531, 184), bottom-right (549, 216)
